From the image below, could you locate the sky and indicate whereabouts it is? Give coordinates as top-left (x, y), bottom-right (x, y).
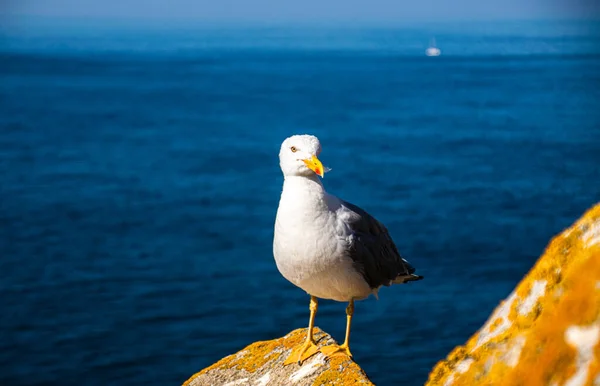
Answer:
top-left (2, 0), bottom-right (599, 24)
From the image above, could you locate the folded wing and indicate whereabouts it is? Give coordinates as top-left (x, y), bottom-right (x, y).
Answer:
top-left (339, 200), bottom-right (423, 289)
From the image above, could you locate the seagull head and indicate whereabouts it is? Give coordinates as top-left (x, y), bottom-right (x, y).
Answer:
top-left (279, 134), bottom-right (329, 178)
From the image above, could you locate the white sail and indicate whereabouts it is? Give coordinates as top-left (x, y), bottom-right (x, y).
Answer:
top-left (426, 37), bottom-right (441, 56)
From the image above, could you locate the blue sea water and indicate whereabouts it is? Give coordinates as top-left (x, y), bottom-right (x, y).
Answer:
top-left (1, 20), bottom-right (599, 386)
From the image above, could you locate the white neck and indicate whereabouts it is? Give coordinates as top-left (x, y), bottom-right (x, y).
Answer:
top-left (279, 174), bottom-right (327, 213)
top-left (284, 173), bottom-right (323, 188)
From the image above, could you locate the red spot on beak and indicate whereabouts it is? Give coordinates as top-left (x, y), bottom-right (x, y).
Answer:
top-left (315, 167), bottom-right (321, 175)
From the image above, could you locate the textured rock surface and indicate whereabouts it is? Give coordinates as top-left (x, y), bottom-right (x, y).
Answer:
top-left (427, 203), bottom-right (600, 386)
top-left (183, 327), bottom-right (374, 386)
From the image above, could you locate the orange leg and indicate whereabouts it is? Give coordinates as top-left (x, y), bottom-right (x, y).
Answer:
top-left (320, 299), bottom-right (353, 359)
top-left (284, 296), bottom-right (320, 365)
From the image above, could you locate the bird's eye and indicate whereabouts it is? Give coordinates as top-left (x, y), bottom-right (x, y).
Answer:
top-left (290, 146), bottom-right (297, 153)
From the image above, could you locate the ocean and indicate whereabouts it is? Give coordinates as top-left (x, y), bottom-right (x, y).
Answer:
top-left (1, 19), bottom-right (599, 386)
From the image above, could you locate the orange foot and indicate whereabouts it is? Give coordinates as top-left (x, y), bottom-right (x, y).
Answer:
top-left (320, 343), bottom-right (352, 360)
top-left (283, 340), bottom-right (319, 365)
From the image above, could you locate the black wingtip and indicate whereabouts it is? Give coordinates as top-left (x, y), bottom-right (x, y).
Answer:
top-left (394, 273), bottom-right (423, 284)
top-left (405, 274), bottom-right (424, 283)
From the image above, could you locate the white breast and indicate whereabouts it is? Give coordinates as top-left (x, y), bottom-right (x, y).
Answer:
top-left (273, 177), bottom-right (372, 302)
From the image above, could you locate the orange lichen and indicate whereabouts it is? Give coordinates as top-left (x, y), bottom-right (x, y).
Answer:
top-left (427, 203), bottom-right (600, 386)
top-left (488, 317), bottom-right (503, 333)
top-left (282, 327), bottom-right (314, 349)
top-left (190, 329), bottom-right (315, 378)
top-left (182, 331), bottom-right (308, 385)
top-left (183, 327), bottom-right (375, 385)
top-left (313, 354), bottom-right (374, 385)
top-left (182, 337), bottom-right (285, 386)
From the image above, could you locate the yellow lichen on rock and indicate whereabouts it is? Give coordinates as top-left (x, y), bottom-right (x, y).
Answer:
top-left (183, 327), bottom-right (374, 386)
top-left (427, 203), bottom-right (600, 386)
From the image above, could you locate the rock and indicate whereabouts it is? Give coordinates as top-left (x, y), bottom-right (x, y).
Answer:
top-left (183, 327), bottom-right (374, 386)
top-left (427, 203), bottom-right (600, 386)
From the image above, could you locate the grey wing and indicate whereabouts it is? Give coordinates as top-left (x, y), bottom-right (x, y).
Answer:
top-left (340, 200), bottom-right (422, 289)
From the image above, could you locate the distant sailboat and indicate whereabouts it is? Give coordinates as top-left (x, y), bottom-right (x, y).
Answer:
top-left (425, 37), bottom-right (441, 57)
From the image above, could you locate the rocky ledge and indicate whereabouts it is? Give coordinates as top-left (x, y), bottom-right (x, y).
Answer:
top-left (427, 202), bottom-right (600, 386)
top-left (183, 327), bottom-right (373, 386)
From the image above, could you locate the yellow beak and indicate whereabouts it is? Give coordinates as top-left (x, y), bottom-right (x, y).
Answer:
top-left (303, 155), bottom-right (325, 177)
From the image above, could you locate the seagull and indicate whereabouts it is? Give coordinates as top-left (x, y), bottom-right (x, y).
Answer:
top-left (273, 134), bottom-right (423, 365)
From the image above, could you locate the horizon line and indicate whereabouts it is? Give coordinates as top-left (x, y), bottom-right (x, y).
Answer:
top-left (3, 14), bottom-right (599, 27)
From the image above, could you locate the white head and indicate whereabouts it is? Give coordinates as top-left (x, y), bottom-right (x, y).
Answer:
top-left (279, 134), bottom-right (327, 178)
